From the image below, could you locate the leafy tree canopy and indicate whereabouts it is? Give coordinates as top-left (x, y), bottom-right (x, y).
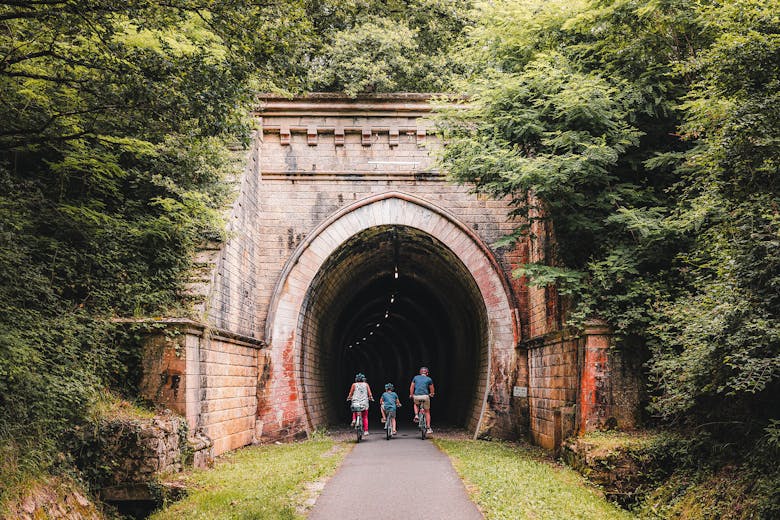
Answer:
top-left (307, 0), bottom-right (473, 94)
top-left (438, 0), bottom-right (779, 431)
top-left (0, 0), bottom-right (474, 497)
top-left (0, 0), bottom-right (323, 490)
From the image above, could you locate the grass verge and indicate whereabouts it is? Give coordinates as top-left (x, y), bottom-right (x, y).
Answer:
top-left (149, 436), bottom-right (350, 520)
top-left (434, 438), bottom-right (635, 520)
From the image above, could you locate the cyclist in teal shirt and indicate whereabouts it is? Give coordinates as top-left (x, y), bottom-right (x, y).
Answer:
top-left (379, 383), bottom-right (401, 435)
top-left (409, 366), bottom-right (435, 434)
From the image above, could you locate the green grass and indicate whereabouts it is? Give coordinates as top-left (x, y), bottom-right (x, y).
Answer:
top-left (434, 439), bottom-right (636, 520)
top-left (150, 437), bottom-right (350, 520)
top-left (576, 430), bottom-right (664, 455)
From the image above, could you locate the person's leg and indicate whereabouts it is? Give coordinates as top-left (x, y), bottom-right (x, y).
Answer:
top-left (420, 396), bottom-right (431, 431)
top-left (351, 411), bottom-right (357, 426)
top-left (362, 409), bottom-right (369, 433)
top-left (413, 396), bottom-right (423, 421)
top-left (381, 406), bottom-right (386, 423)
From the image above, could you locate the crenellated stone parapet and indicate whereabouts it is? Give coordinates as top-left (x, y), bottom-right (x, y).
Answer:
top-left (255, 93), bottom-right (438, 179)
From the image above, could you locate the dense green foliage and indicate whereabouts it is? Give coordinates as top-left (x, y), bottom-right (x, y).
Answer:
top-left (0, 0), bottom-right (319, 498)
top-left (0, 0), bottom-right (471, 505)
top-left (307, 0), bottom-right (473, 94)
top-left (438, 0), bottom-right (779, 435)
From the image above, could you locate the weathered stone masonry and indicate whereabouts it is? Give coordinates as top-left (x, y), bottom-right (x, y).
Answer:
top-left (140, 93), bottom-right (642, 456)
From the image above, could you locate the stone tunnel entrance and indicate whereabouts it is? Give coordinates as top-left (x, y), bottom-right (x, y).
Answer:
top-left (261, 192), bottom-right (518, 440)
top-left (299, 225), bottom-right (489, 430)
top-left (138, 95), bottom-right (644, 454)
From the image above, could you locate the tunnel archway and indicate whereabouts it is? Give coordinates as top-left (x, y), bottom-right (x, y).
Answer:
top-left (299, 225), bottom-right (489, 430)
top-left (264, 192), bottom-right (517, 438)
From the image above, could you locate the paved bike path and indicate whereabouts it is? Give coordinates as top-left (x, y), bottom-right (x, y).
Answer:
top-left (308, 427), bottom-right (484, 520)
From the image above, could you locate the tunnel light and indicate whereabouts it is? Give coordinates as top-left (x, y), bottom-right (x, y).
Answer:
top-left (375, 323), bottom-right (380, 328)
top-left (384, 311), bottom-right (389, 318)
top-left (369, 331), bottom-right (374, 336)
top-left (390, 296), bottom-right (394, 303)
top-left (363, 337), bottom-right (366, 340)
top-left (394, 266), bottom-right (399, 279)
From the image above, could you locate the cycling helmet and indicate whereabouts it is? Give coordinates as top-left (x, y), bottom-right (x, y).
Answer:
top-left (355, 373), bottom-right (366, 382)
top-left (385, 383), bottom-right (394, 391)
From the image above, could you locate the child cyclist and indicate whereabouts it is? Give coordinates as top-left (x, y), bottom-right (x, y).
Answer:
top-left (379, 383), bottom-right (401, 435)
top-left (347, 373), bottom-right (373, 435)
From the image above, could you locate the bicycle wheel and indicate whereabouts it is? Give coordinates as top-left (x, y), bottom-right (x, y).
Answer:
top-left (419, 413), bottom-right (427, 440)
top-left (355, 415), bottom-right (362, 443)
top-left (386, 420), bottom-right (392, 440)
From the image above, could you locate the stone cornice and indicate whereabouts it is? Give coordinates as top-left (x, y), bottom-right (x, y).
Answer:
top-left (112, 317), bottom-right (266, 349)
top-left (255, 93), bottom-right (439, 118)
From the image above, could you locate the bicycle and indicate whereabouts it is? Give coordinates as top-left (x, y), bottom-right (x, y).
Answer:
top-left (383, 404), bottom-right (400, 440)
top-left (355, 412), bottom-right (364, 443)
top-left (417, 405), bottom-right (427, 439)
top-left (348, 397), bottom-right (373, 442)
top-left (414, 396), bottom-right (431, 439)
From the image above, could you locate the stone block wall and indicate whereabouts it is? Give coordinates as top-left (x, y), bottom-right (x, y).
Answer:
top-left (70, 412), bottom-right (211, 512)
top-left (138, 319), bottom-right (263, 456)
top-left (183, 137), bottom-right (263, 340)
top-left (94, 415), bottom-right (188, 488)
top-left (200, 333), bottom-right (261, 454)
top-left (526, 322), bottom-right (645, 450)
top-left (527, 333), bottom-right (580, 449)
top-left (252, 95), bottom-right (520, 336)
top-left (578, 322), bottom-right (644, 433)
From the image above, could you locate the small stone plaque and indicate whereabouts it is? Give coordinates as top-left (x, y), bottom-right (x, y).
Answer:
top-left (513, 386), bottom-right (528, 398)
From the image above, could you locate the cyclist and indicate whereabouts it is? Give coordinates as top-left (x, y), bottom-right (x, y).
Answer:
top-left (347, 373), bottom-right (373, 436)
top-left (379, 383), bottom-right (401, 435)
top-left (409, 366), bottom-right (435, 435)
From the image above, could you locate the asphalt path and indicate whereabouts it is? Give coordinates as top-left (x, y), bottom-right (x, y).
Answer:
top-left (307, 426), bottom-right (484, 520)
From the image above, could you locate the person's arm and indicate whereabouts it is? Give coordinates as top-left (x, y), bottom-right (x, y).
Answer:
top-left (347, 383), bottom-right (355, 399)
top-left (368, 384), bottom-right (374, 400)
top-left (409, 380), bottom-right (415, 399)
top-left (429, 382), bottom-right (435, 397)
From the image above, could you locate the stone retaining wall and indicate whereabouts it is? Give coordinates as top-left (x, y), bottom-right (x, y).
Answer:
top-left (526, 332), bottom-right (580, 449)
top-left (8, 477), bottom-right (102, 520)
top-left (138, 319), bottom-right (263, 456)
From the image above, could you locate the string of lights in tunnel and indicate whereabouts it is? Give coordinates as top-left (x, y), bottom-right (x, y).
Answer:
top-left (345, 231), bottom-right (400, 351)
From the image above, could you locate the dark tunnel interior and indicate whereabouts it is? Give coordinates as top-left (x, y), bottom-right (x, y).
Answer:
top-left (298, 225), bottom-right (489, 432)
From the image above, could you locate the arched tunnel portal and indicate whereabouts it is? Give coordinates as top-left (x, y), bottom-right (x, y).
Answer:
top-left (299, 225), bottom-right (490, 431)
top-left (263, 192), bottom-right (517, 440)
